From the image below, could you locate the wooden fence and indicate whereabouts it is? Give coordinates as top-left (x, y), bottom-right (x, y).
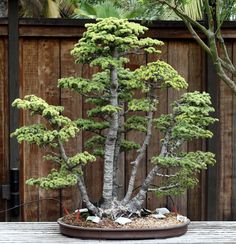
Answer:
top-left (0, 19), bottom-right (236, 222)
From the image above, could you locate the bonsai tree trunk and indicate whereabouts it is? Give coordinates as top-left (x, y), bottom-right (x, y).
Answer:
top-left (102, 48), bottom-right (120, 208)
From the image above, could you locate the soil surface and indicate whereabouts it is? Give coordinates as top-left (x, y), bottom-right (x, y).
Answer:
top-left (62, 212), bottom-right (184, 229)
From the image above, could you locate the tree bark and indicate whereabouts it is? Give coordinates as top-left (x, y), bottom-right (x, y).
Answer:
top-left (102, 49), bottom-right (119, 208)
top-left (112, 112), bottom-right (123, 199)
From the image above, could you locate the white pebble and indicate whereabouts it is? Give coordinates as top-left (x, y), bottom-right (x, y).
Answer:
top-left (86, 216), bottom-right (101, 223)
top-left (156, 207), bottom-right (170, 215)
top-left (177, 215), bottom-right (187, 222)
top-left (115, 217), bottom-right (132, 225)
top-left (152, 213), bottom-right (166, 219)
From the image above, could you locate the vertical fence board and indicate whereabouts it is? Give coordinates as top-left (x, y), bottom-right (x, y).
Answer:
top-left (187, 42), bottom-right (205, 220)
top-left (218, 43), bottom-right (233, 220)
top-left (60, 39), bottom-right (82, 213)
top-left (206, 48), bottom-right (220, 221)
top-left (20, 39), bottom-right (40, 221)
top-left (233, 41), bottom-right (236, 220)
top-left (146, 43), bottom-right (168, 211)
top-left (37, 39), bottom-right (61, 221)
top-left (167, 41), bottom-right (188, 215)
top-left (0, 38), bottom-right (8, 221)
top-left (82, 64), bottom-right (103, 204)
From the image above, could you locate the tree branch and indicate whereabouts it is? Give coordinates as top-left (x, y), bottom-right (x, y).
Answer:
top-left (58, 139), bottom-right (68, 161)
top-left (218, 36), bottom-right (236, 75)
top-left (148, 183), bottom-right (180, 192)
top-left (181, 17), bottom-right (211, 55)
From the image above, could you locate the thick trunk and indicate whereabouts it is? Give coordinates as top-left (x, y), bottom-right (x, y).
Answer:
top-left (102, 49), bottom-right (119, 208)
top-left (112, 127), bottom-right (122, 198)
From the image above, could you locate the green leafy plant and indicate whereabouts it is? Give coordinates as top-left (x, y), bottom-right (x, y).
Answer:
top-left (12, 17), bottom-right (217, 218)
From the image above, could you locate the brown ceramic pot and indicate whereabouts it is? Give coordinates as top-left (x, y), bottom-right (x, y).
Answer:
top-left (57, 217), bottom-right (190, 240)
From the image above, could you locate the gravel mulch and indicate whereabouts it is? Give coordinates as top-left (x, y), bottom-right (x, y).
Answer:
top-left (62, 212), bottom-right (184, 229)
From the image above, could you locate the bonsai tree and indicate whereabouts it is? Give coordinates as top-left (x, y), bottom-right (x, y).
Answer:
top-left (12, 18), bottom-right (217, 218)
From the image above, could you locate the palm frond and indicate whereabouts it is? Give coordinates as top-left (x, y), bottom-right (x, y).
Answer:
top-left (73, 1), bottom-right (97, 19)
top-left (46, 0), bottom-right (61, 18)
top-left (183, 0), bottom-right (204, 20)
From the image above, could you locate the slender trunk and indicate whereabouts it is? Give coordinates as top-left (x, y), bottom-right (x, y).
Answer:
top-left (122, 110), bottom-right (154, 205)
top-left (126, 165), bottom-right (160, 212)
top-left (77, 177), bottom-right (100, 216)
top-left (102, 49), bottom-right (119, 208)
top-left (57, 139), bottom-right (98, 214)
top-left (125, 133), bottom-right (170, 212)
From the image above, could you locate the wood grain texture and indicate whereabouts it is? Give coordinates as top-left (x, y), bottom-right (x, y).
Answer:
top-left (82, 64), bottom-right (103, 205)
top-left (232, 41), bottom-right (236, 220)
top-left (20, 38), bottom-right (62, 221)
top-left (20, 39), bottom-right (40, 221)
top-left (60, 39), bottom-right (83, 213)
top-left (37, 39), bottom-right (61, 221)
top-left (218, 42), bottom-right (233, 220)
top-left (1, 222), bottom-right (236, 243)
top-left (187, 42), bottom-right (205, 220)
top-left (167, 41), bottom-right (188, 216)
top-left (146, 43), bottom-right (168, 211)
top-left (0, 38), bottom-right (8, 221)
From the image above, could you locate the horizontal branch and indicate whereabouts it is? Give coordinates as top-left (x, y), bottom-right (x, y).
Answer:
top-left (148, 183), bottom-right (180, 192)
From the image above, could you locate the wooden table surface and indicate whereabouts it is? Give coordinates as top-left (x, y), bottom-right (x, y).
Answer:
top-left (0, 221), bottom-right (236, 243)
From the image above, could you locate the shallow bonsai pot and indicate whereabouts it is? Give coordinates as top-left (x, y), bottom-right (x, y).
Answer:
top-left (57, 217), bottom-right (190, 240)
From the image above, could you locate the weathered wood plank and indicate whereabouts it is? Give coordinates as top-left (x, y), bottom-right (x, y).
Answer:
top-left (218, 42), bottom-right (233, 220)
top-left (232, 41), bottom-right (236, 220)
top-left (167, 41), bottom-right (188, 216)
top-left (37, 39), bottom-right (61, 221)
top-left (187, 42), bottom-right (205, 220)
top-left (82, 64), bottom-right (103, 204)
top-left (0, 25), bottom-right (8, 36)
top-left (206, 49), bottom-right (220, 221)
top-left (60, 39), bottom-right (83, 213)
top-left (0, 222), bottom-right (236, 243)
top-left (20, 38), bottom-right (40, 221)
top-left (0, 38), bottom-right (8, 221)
top-left (146, 42), bottom-right (168, 211)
